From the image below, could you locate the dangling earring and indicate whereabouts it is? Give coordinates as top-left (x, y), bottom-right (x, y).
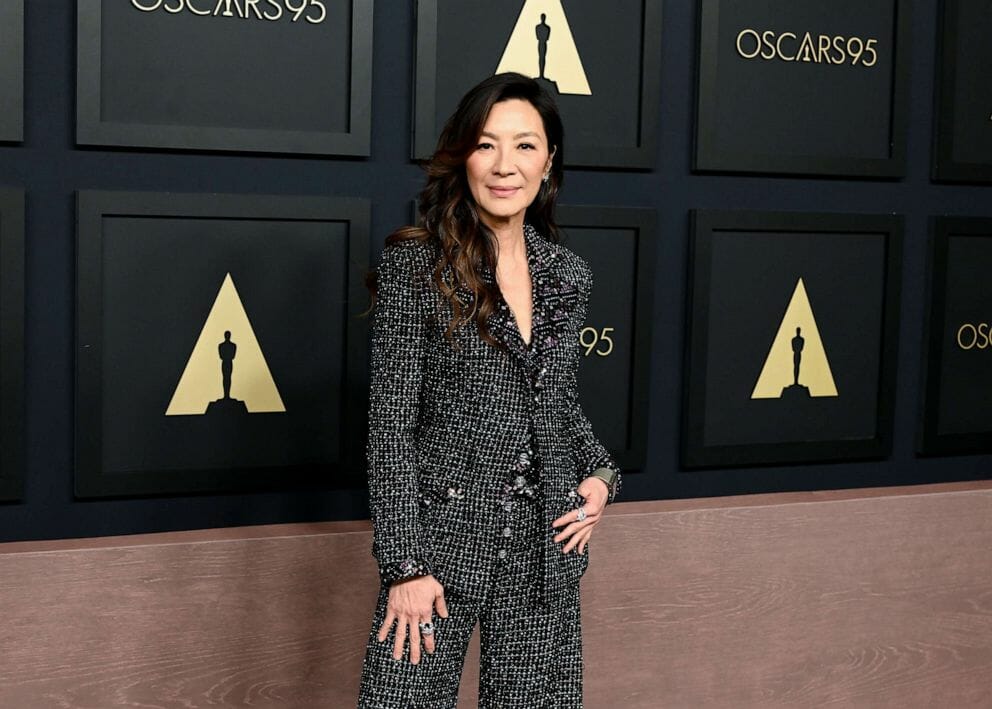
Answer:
top-left (542, 172), bottom-right (550, 183)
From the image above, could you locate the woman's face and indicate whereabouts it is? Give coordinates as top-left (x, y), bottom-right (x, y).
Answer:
top-left (465, 98), bottom-right (554, 230)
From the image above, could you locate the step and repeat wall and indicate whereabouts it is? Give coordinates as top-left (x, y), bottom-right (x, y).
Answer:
top-left (0, 0), bottom-right (990, 542)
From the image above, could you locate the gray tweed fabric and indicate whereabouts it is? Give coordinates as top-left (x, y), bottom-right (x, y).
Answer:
top-left (358, 485), bottom-right (583, 708)
top-left (359, 223), bottom-right (620, 706)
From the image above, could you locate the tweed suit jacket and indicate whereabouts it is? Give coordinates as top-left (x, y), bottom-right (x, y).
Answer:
top-left (366, 223), bottom-right (622, 602)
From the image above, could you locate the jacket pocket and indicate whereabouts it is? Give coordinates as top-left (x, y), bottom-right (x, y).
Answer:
top-left (416, 467), bottom-right (471, 538)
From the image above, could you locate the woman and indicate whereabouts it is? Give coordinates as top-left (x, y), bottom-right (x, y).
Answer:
top-left (358, 72), bottom-right (622, 708)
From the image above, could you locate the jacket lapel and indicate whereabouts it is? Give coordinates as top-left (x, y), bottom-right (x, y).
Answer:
top-left (490, 223), bottom-right (580, 365)
top-left (449, 223), bottom-right (581, 365)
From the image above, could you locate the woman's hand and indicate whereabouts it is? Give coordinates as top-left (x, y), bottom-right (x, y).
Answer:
top-left (377, 574), bottom-right (448, 664)
top-left (551, 476), bottom-right (609, 554)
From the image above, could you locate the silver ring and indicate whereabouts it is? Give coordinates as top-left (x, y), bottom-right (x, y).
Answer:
top-left (576, 506), bottom-right (587, 522)
top-left (418, 621), bottom-right (434, 636)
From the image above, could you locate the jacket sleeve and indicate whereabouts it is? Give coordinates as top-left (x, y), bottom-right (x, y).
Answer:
top-left (562, 261), bottom-right (623, 505)
top-left (366, 244), bottom-right (434, 585)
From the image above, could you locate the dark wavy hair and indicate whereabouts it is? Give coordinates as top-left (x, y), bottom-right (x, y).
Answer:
top-left (365, 72), bottom-right (565, 347)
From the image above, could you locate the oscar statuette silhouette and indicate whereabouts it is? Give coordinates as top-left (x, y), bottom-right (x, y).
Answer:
top-left (533, 13), bottom-right (560, 95)
top-left (780, 326), bottom-right (811, 399)
top-left (205, 330), bottom-right (248, 414)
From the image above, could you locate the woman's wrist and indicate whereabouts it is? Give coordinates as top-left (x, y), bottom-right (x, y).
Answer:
top-left (587, 467), bottom-right (619, 504)
top-left (380, 557), bottom-right (433, 585)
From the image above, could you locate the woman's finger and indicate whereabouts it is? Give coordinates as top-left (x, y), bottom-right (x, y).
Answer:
top-left (377, 609), bottom-right (396, 643)
top-left (434, 588), bottom-right (449, 619)
top-left (421, 616), bottom-right (436, 655)
top-left (562, 523), bottom-right (593, 553)
top-left (552, 521), bottom-right (574, 543)
top-left (392, 616), bottom-right (408, 661)
top-left (577, 526), bottom-right (594, 553)
top-left (575, 505), bottom-right (601, 526)
top-left (408, 617), bottom-right (422, 665)
top-left (554, 507), bottom-right (600, 540)
top-left (555, 515), bottom-right (594, 540)
top-left (553, 519), bottom-right (581, 542)
top-left (552, 507), bottom-right (596, 529)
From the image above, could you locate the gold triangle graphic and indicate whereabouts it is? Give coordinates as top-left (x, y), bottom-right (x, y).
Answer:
top-left (165, 273), bottom-right (286, 416)
top-left (495, 0), bottom-right (592, 95)
top-left (751, 278), bottom-right (838, 399)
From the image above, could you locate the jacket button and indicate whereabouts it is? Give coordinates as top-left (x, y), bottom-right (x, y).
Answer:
top-left (502, 526), bottom-right (512, 537)
top-left (497, 549), bottom-right (508, 559)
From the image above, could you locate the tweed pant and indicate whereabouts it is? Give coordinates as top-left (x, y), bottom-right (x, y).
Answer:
top-left (357, 487), bottom-right (583, 708)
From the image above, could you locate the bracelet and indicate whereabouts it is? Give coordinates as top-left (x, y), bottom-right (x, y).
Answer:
top-left (588, 467), bottom-right (618, 501)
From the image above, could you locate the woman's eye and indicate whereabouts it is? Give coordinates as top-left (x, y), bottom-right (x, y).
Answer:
top-left (477, 142), bottom-right (493, 150)
top-left (519, 143), bottom-right (535, 150)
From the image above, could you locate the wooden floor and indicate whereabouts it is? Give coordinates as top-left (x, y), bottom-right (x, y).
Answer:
top-left (1, 480), bottom-right (991, 708)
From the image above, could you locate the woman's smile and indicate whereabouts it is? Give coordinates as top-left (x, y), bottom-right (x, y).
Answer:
top-left (488, 185), bottom-right (521, 197)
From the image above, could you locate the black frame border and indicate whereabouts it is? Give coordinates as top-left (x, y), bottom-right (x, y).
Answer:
top-left (694, 0), bottom-right (911, 178)
top-left (918, 217), bottom-right (992, 455)
top-left (682, 209), bottom-right (903, 468)
top-left (0, 187), bottom-right (25, 501)
top-left (75, 190), bottom-right (371, 498)
top-left (557, 205), bottom-right (656, 471)
top-left (0, 0), bottom-right (24, 142)
top-left (412, 0), bottom-right (663, 169)
top-left (932, 0), bottom-right (992, 183)
top-left (75, 0), bottom-right (374, 156)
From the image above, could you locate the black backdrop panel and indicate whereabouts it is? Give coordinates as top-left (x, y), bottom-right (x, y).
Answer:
top-left (3, 1), bottom-right (992, 544)
top-left (933, 0), bottom-right (992, 182)
top-left (557, 206), bottom-right (655, 471)
top-left (0, 1), bottom-right (24, 142)
top-left (76, 0), bottom-right (373, 155)
top-left (0, 188), bottom-right (24, 501)
top-left (76, 191), bottom-right (370, 497)
top-left (684, 211), bottom-right (902, 467)
top-left (695, 0), bottom-right (909, 177)
top-left (414, 0), bottom-right (662, 168)
top-left (920, 218), bottom-right (992, 454)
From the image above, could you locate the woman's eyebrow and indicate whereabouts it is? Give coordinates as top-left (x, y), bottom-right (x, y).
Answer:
top-left (478, 131), bottom-right (542, 140)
